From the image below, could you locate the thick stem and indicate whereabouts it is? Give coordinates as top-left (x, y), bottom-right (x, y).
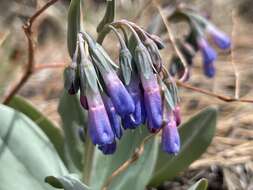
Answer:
top-left (83, 138), bottom-right (94, 184)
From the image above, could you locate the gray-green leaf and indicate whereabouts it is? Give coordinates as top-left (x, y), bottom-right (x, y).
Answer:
top-left (97, 0), bottom-right (115, 33)
top-left (45, 174), bottom-right (89, 190)
top-left (7, 95), bottom-right (65, 163)
top-left (67, 0), bottom-right (81, 57)
top-left (149, 107), bottom-right (217, 186)
top-left (89, 127), bottom-right (159, 190)
top-left (0, 104), bottom-right (67, 190)
top-left (58, 91), bottom-right (86, 174)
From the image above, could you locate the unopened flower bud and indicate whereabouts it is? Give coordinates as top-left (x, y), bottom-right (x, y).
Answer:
top-left (80, 95), bottom-right (88, 110)
top-left (173, 105), bottom-right (181, 126)
top-left (119, 48), bottom-right (132, 85)
top-left (64, 66), bottom-right (79, 95)
top-left (144, 38), bottom-right (163, 72)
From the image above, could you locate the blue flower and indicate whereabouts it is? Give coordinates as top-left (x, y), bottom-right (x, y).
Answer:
top-left (123, 78), bottom-right (146, 129)
top-left (142, 75), bottom-right (162, 130)
top-left (103, 73), bottom-right (135, 117)
top-left (207, 25), bottom-right (231, 50)
top-left (197, 38), bottom-right (217, 65)
top-left (203, 61), bottom-right (215, 78)
top-left (161, 115), bottom-right (180, 154)
top-left (102, 94), bottom-right (122, 139)
top-left (98, 141), bottom-right (117, 155)
top-left (87, 92), bottom-right (115, 145)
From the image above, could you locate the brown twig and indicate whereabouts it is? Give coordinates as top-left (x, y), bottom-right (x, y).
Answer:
top-left (3, 0), bottom-right (59, 104)
top-left (231, 9), bottom-right (240, 100)
top-left (175, 80), bottom-right (253, 104)
top-left (33, 62), bottom-right (67, 72)
top-left (153, 0), bottom-right (189, 82)
top-left (101, 134), bottom-right (155, 190)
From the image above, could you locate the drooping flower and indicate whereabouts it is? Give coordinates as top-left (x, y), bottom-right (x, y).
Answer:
top-left (123, 75), bottom-right (146, 129)
top-left (103, 72), bottom-right (135, 117)
top-left (207, 25), bottom-right (231, 50)
top-left (98, 141), bottom-right (117, 155)
top-left (102, 94), bottom-right (122, 139)
top-left (197, 37), bottom-right (217, 65)
top-left (142, 75), bottom-right (162, 130)
top-left (161, 114), bottom-right (180, 154)
top-left (203, 60), bottom-right (215, 78)
top-left (86, 90), bottom-right (115, 146)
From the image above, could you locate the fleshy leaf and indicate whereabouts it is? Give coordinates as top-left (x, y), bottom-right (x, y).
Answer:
top-left (7, 96), bottom-right (65, 163)
top-left (45, 175), bottom-right (89, 190)
top-left (0, 104), bottom-right (67, 190)
top-left (58, 91), bottom-right (86, 174)
top-left (97, 0), bottom-right (115, 33)
top-left (67, 0), bottom-right (81, 57)
top-left (149, 107), bottom-right (217, 186)
top-left (88, 127), bottom-right (159, 190)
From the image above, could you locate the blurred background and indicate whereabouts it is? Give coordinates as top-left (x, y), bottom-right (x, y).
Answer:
top-left (0, 0), bottom-right (252, 189)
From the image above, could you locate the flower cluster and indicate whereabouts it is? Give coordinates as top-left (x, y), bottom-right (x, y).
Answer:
top-left (64, 20), bottom-right (181, 155)
top-left (169, 9), bottom-right (231, 79)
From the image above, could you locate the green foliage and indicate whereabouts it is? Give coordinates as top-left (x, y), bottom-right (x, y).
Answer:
top-left (149, 107), bottom-right (217, 186)
top-left (0, 104), bottom-right (67, 190)
top-left (88, 127), bottom-right (159, 190)
top-left (58, 91), bottom-right (86, 174)
top-left (45, 175), bottom-right (89, 190)
top-left (97, 0), bottom-right (115, 33)
top-left (7, 96), bottom-right (65, 162)
top-left (67, 0), bottom-right (81, 57)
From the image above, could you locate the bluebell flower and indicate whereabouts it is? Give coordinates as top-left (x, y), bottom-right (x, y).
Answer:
top-left (142, 75), bottom-right (162, 130)
top-left (102, 94), bottom-right (122, 139)
top-left (197, 37), bottom-right (217, 65)
top-left (123, 77), bottom-right (146, 129)
top-left (98, 141), bottom-right (117, 155)
top-left (87, 92), bottom-right (115, 145)
top-left (161, 115), bottom-right (180, 154)
top-left (103, 73), bottom-right (135, 117)
top-left (203, 61), bottom-right (215, 78)
top-left (207, 25), bottom-right (231, 50)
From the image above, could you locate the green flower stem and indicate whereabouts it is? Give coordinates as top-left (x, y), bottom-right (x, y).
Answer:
top-left (83, 138), bottom-right (94, 184)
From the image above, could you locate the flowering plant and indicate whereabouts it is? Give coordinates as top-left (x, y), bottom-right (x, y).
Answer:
top-left (1, 0), bottom-right (236, 190)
